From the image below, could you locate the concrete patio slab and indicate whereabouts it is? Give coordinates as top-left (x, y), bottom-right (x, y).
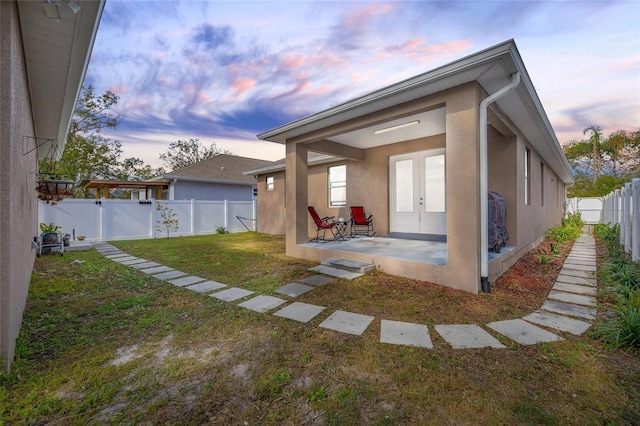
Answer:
top-left (548, 290), bottom-right (596, 306)
top-left (185, 280), bottom-right (227, 293)
top-left (119, 258), bottom-right (149, 265)
top-left (112, 256), bottom-right (138, 263)
top-left (153, 270), bottom-right (188, 280)
top-left (273, 302), bottom-right (326, 323)
top-left (105, 253), bottom-right (129, 259)
top-left (562, 263), bottom-right (596, 272)
top-left (434, 324), bottom-right (506, 349)
top-left (140, 265), bottom-right (174, 275)
top-left (238, 295), bottom-right (287, 313)
top-left (309, 265), bottom-right (362, 280)
top-left (541, 300), bottom-right (597, 320)
top-left (380, 320), bottom-right (433, 348)
top-left (552, 282), bottom-right (597, 295)
top-left (210, 287), bottom-right (255, 301)
top-left (487, 319), bottom-right (563, 345)
top-left (298, 275), bottom-right (333, 287)
top-left (168, 276), bottom-right (206, 287)
top-left (130, 261), bottom-right (161, 270)
top-left (319, 310), bottom-right (374, 335)
top-left (275, 283), bottom-right (315, 297)
top-left (556, 274), bottom-right (597, 287)
top-left (559, 268), bottom-right (595, 279)
top-left (524, 311), bottom-right (592, 335)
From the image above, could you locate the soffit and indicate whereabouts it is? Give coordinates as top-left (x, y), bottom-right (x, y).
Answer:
top-left (17, 0), bottom-right (105, 160)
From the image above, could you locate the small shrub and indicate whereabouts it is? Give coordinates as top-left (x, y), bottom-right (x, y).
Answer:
top-left (538, 253), bottom-right (551, 264)
top-left (592, 291), bottom-right (640, 349)
top-left (216, 226), bottom-right (228, 234)
top-left (155, 203), bottom-right (179, 238)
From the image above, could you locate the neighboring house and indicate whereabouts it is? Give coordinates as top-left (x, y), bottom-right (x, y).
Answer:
top-left (149, 154), bottom-right (272, 201)
top-left (249, 40), bottom-right (573, 294)
top-left (0, 0), bottom-right (104, 372)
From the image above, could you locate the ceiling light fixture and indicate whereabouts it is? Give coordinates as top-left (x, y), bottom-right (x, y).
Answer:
top-left (373, 120), bottom-right (420, 135)
top-left (42, 1), bottom-right (61, 19)
top-left (67, 0), bottom-right (80, 14)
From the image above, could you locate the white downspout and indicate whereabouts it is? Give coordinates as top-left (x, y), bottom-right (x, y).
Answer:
top-left (479, 72), bottom-right (520, 293)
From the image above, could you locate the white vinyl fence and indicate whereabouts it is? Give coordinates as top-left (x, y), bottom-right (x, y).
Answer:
top-left (566, 197), bottom-right (603, 224)
top-left (39, 199), bottom-right (257, 242)
top-left (602, 178), bottom-right (640, 263)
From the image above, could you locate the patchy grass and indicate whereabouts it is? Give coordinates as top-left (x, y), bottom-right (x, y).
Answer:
top-left (1, 233), bottom-right (639, 424)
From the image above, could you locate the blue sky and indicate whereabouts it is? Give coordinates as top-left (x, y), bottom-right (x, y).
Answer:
top-left (85, 0), bottom-right (640, 168)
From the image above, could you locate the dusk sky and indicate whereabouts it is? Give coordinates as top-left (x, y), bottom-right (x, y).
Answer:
top-left (84, 0), bottom-right (640, 168)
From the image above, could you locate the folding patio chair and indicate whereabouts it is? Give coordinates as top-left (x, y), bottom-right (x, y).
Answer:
top-left (349, 206), bottom-right (375, 237)
top-left (308, 206), bottom-right (345, 242)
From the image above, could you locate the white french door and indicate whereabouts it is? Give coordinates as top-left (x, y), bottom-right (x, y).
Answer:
top-left (389, 149), bottom-right (446, 234)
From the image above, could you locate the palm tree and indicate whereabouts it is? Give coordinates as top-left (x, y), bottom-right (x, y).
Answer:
top-left (583, 125), bottom-right (603, 183)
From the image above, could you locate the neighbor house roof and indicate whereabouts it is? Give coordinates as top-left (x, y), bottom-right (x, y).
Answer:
top-left (17, 0), bottom-right (106, 160)
top-left (153, 154), bottom-right (272, 185)
top-left (258, 39), bottom-right (573, 184)
top-left (243, 152), bottom-right (340, 176)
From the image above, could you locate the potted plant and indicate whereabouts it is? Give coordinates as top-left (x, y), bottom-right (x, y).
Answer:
top-left (39, 222), bottom-right (62, 245)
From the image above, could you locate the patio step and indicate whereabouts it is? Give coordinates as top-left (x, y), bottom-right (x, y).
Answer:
top-left (324, 258), bottom-right (376, 274)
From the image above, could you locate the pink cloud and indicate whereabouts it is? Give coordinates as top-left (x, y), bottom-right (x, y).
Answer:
top-left (108, 82), bottom-right (128, 95)
top-left (374, 39), bottom-right (472, 65)
top-left (232, 77), bottom-right (256, 94)
top-left (343, 2), bottom-right (399, 28)
top-left (282, 54), bottom-right (307, 69)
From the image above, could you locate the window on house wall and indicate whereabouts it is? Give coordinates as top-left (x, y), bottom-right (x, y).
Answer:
top-left (524, 147), bottom-right (531, 205)
top-left (540, 162), bottom-right (544, 206)
top-left (328, 165), bottom-right (346, 207)
top-left (266, 176), bottom-right (274, 191)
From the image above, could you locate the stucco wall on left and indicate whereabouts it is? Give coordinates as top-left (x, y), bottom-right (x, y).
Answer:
top-left (0, 1), bottom-right (39, 373)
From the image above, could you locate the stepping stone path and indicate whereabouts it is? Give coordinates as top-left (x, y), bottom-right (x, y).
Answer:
top-left (92, 227), bottom-right (598, 350)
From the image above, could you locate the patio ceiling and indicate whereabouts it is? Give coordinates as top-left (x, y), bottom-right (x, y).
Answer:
top-left (17, 0), bottom-right (105, 160)
top-left (258, 40), bottom-right (573, 183)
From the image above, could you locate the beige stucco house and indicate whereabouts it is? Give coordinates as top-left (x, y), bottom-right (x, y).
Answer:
top-left (0, 0), bottom-right (104, 372)
top-left (247, 40), bottom-right (572, 295)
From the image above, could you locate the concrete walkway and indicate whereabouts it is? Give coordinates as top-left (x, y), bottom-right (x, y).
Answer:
top-left (92, 227), bottom-right (597, 350)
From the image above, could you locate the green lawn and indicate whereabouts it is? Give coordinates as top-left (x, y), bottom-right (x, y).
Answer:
top-left (1, 233), bottom-right (638, 425)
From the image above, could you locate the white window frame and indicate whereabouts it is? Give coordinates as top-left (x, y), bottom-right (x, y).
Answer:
top-left (328, 165), bottom-right (346, 207)
top-left (266, 176), bottom-right (274, 191)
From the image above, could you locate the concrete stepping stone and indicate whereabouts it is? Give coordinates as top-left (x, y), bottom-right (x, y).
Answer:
top-left (434, 324), bottom-right (505, 349)
top-left (308, 265), bottom-right (362, 280)
top-left (563, 259), bottom-right (596, 267)
top-left (168, 275), bottom-right (206, 287)
top-left (238, 295), bottom-right (286, 313)
top-left (210, 287), bottom-right (254, 302)
top-left (140, 265), bottom-right (174, 275)
top-left (275, 283), bottom-right (315, 297)
top-left (548, 290), bottom-right (596, 306)
top-left (487, 319), bottom-right (563, 345)
top-left (552, 282), bottom-right (597, 295)
top-left (185, 280), bottom-right (227, 293)
top-left (298, 275), bottom-right (333, 287)
top-left (99, 250), bottom-right (123, 255)
top-left (105, 253), bottom-right (129, 259)
top-left (380, 320), bottom-right (433, 349)
top-left (119, 258), bottom-right (149, 265)
top-left (112, 256), bottom-right (138, 263)
top-left (131, 261), bottom-right (160, 270)
top-left (541, 300), bottom-right (596, 320)
top-left (523, 311), bottom-right (592, 336)
top-left (559, 268), bottom-right (594, 279)
top-left (562, 263), bottom-right (596, 272)
top-left (153, 270), bottom-right (188, 280)
top-left (324, 258), bottom-right (376, 273)
top-left (556, 274), bottom-right (596, 287)
top-left (273, 302), bottom-right (326, 323)
top-left (319, 310), bottom-right (374, 335)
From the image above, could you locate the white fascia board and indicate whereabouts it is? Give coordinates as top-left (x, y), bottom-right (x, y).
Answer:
top-left (243, 154), bottom-right (341, 176)
top-left (156, 176), bottom-right (255, 186)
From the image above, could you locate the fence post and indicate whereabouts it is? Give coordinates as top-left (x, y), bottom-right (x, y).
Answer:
top-left (224, 200), bottom-right (228, 230)
top-left (252, 199), bottom-right (257, 231)
top-left (99, 198), bottom-right (105, 241)
top-left (632, 179), bottom-right (639, 262)
top-left (151, 199), bottom-right (157, 239)
top-left (624, 183), bottom-right (632, 253)
top-left (191, 199), bottom-right (196, 236)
